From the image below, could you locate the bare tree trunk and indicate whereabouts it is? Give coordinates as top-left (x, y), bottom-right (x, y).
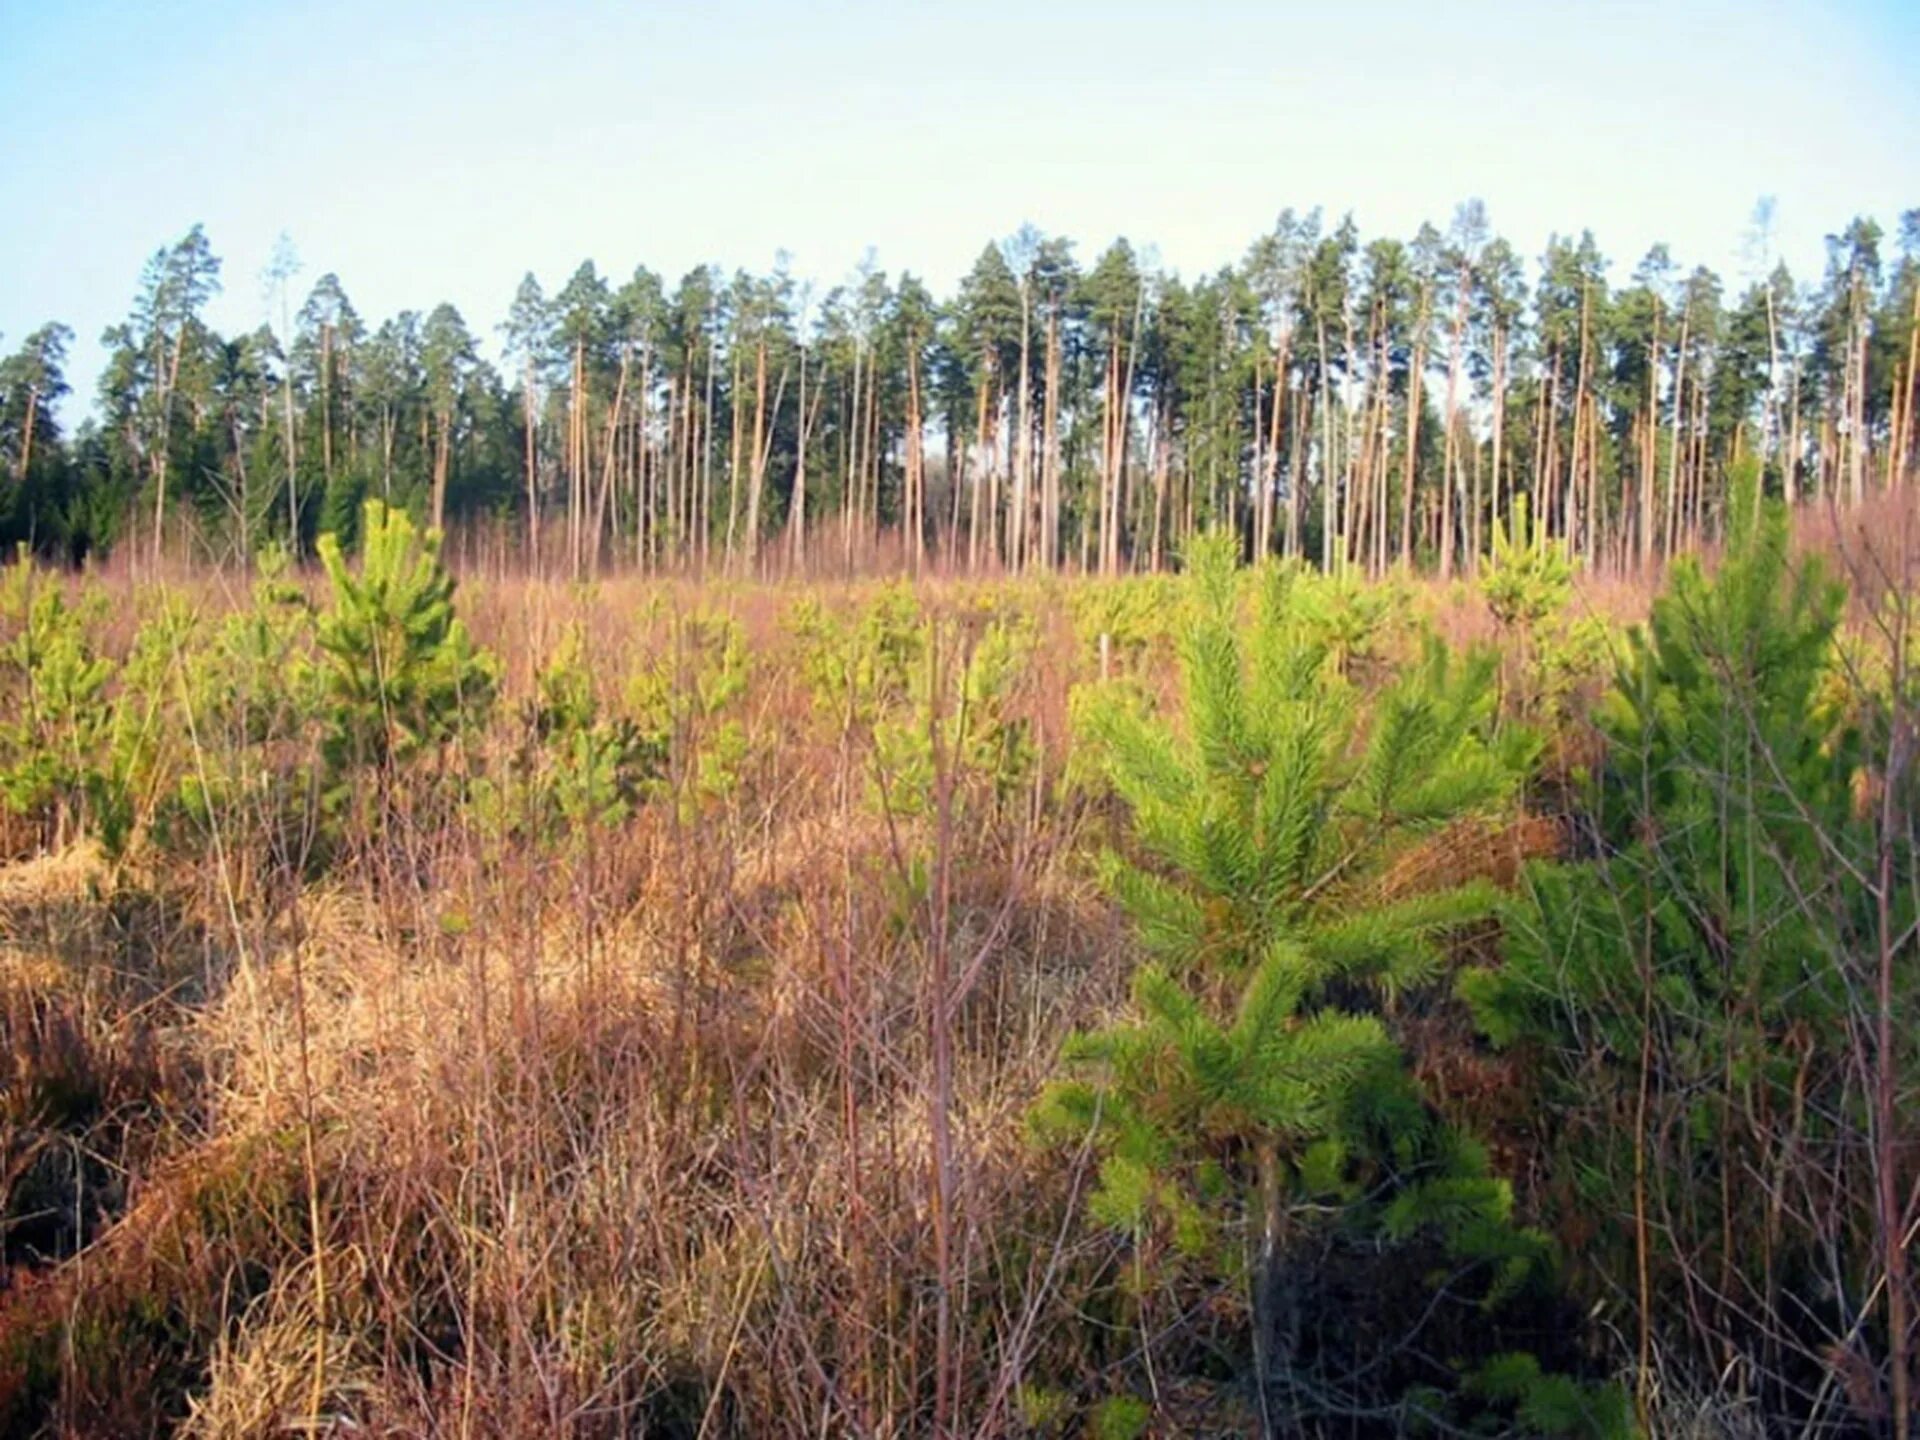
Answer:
top-left (1569, 281), bottom-right (1593, 564)
top-left (1118, 286), bottom-right (1145, 574)
top-left (1689, 374), bottom-right (1708, 545)
top-left (272, 324), bottom-right (295, 550)
top-left (906, 339), bottom-right (925, 573)
top-left (1100, 343), bottom-right (1117, 575)
top-left (865, 355), bottom-right (882, 564)
top-left (1287, 388), bottom-right (1308, 559)
top-left (1400, 290), bottom-right (1430, 568)
top-left (1439, 276), bottom-right (1470, 579)
top-left (788, 349), bottom-right (820, 574)
top-left (986, 391), bottom-right (1003, 571)
top-left (1042, 310), bottom-right (1061, 569)
top-left (1469, 418), bottom-right (1483, 573)
top-left (320, 322), bottom-right (334, 492)
top-left (745, 343), bottom-right (768, 570)
top-left (1896, 281), bottom-right (1920, 488)
top-left (1849, 274), bottom-right (1869, 506)
top-left (1250, 1138), bottom-right (1291, 1440)
top-left (1356, 309), bottom-right (1389, 575)
top-left (1642, 298), bottom-right (1660, 571)
top-left (637, 346), bottom-right (653, 569)
top-left (968, 367), bottom-right (990, 572)
top-left (1339, 306), bottom-right (1360, 570)
top-left (1148, 399), bottom-right (1167, 570)
top-left (431, 410), bottom-right (451, 532)
top-left (1258, 330), bottom-right (1290, 561)
top-left (1316, 319), bottom-right (1334, 570)
top-left (843, 339), bottom-right (862, 573)
top-left (1785, 358), bottom-right (1801, 510)
top-left (1490, 324), bottom-right (1508, 538)
top-left (522, 359), bottom-right (540, 569)
top-left (725, 348), bottom-right (743, 566)
top-left (16, 385), bottom-right (38, 484)
top-left (1014, 286), bottom-right (1032, 571)
top-left (700, 318), bottom-right (717, 573)
top-left (1666, 311), bottom-right (1689, 557)
top-left (591, 346), bottom-right (630, 574)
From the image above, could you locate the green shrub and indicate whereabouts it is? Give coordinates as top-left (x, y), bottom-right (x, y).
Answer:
top-left (1290, 562), bottom-right (1403, 677)
top-left (1090, 1393), bottom-right (1150, 1440)
top-left (1034, 533), bottom-right (1618, 1433)
top-left (0, 552), bottom-right (127, 851)
top-left (1481, 496), bottom-right (1571, 633)
top-left (870, 612), bottom-right (1035, 819)
top-left (471, 625), bottom-right (661, 851)
top-left (1461, 461), bottom-right (1910, 1425)
top-left (790, 580), bottom-right (925, 725)
top-left (314, 501), bottom-right (496, 795)
top-left (1481, 496), bottom-right (1613, 725)
top-left (626, 609), bottom-right (750, 818)
top-left (145, 546), bottom-right (325, 870)
top-left (1068, 573), bottom-right (1181, 678)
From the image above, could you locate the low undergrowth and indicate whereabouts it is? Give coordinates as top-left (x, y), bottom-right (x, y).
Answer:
top-left (0, 494), bottom-right (1911, 1437)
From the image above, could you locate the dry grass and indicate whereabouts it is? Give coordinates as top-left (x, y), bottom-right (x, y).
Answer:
top-left (0, 565), bottom-right (1140, 1435)
top-left (13, 529), bottom-right (1839, 1436)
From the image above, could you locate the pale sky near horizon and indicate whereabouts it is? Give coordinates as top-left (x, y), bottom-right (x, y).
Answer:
top-left (3, 0), bottom-right (1916, 424)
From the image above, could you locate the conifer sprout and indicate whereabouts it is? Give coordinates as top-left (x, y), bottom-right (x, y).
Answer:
top-left (0, 549), bottom-right (127, 851)
top-left (1033, 531), bottom-right (1627, 1435)
top-left (1462, 459), bottom-right (1918, 1429)
top-left (313, 500), bottom-right (497, 809)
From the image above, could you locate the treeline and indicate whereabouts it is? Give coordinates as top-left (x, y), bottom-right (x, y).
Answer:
top-left (2, 202), bottom-right (1916, 574)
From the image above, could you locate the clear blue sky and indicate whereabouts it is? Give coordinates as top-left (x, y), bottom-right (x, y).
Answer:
top-left (4, 0), bottom-right (1915, 421)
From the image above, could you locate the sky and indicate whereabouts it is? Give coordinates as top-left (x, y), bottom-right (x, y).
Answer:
top-left (3, 0), bottom-right (1916, 423)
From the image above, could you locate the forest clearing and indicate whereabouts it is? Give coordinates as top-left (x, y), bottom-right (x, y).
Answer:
top-left (2, 4), bottom-right (1918, 1421)
top-left (0, 471), bottom-right (1914, 1436)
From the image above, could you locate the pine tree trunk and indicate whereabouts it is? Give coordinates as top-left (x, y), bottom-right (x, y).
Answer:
top-left (17, 384), bottom-right (37, 484)
top-left (1666, 314), bottom-right (1689, 556)
top-left (1440, 278), bottom-right (1469, 580)
top-left (790, 353), bottom-right (821, 574)
top-left (1148, 400), bottom-right (1167, 570)
top-left (726, 349), bottom-right (744, 566)
top-left (907, 340), bottom-right (925, 572)
top-left (1490, 325), bottom-right (1508, 540)
top-left (1642, 299), bottom-right (1659, 572)
top-left (1015, 287), bottom-right (1032, 571)
top-left (1897, 281), bottom-right (1920, 488)
top-left (844, 365), bottom-right (860, 568)
top-left (1251, 1137), bottom-right (1292, 1440)
top-left (746, 343), bottom-right (769, 571)
top-left (320, 322), bottom-right (334, 490)
top-left (1260, 331), bottom-right (1290, 561)
top-left (1287, 388), bottom-right (1308, 559)
top-left (1400, 296), bottom-right (1429, 569)
top-left (1043, 310), bottom-right (1060, 569)
top-left (431, 410), bottom-right (451, 532)
top-left (701, 321), bottom-right (717, 573)
top-left (968, 366), bottom-right (989, 572)
top-left (592, 347), bottom-right (630, 575)
top-left (1317, 319), bottom-right (1334, 571)
top-left (522, 361), bottom-right (540, 569)
top-left (1849, 282), bottom-right (1869, 506)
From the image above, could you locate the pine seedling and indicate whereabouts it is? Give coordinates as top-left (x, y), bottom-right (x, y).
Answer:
top-left (314, 501), bottom-right (496, 795)
top-left (1035, 532), bottom-right (1584, 1430)
top-left (0, 551), bottom-right (125, 850)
